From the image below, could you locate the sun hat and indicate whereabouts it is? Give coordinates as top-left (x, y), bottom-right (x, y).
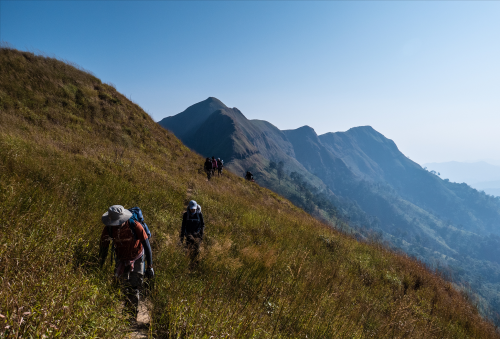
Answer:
top-left (102, 205), bottom-right (133, 226)
top-left (188, 200), bottom-right (198, 210)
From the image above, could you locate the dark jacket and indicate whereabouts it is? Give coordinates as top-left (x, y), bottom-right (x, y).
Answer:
top-left (180, 207), bottom-right (205, 242)
top-left (204, 160), bottom-right (212, 171)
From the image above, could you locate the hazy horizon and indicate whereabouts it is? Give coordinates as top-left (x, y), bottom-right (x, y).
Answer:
top-left (422, 160), bottom-right (500, 197)
top-left (2, 1), bottom-right (499, 165)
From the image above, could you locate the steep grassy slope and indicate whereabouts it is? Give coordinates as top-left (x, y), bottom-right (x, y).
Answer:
top-left (293, 126), bottom-right (500, 318)
top-left (1, 48), bottom-right (499, 338)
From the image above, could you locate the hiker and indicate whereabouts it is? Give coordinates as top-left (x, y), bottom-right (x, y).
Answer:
top-left (211, 156), bottom-right (217, 176)
top-left (180, 200), bottom-right (205, 265)
top-left (217, 158), bottom-right (224, 177)
top-left (204, 157), bottom-right (212, 180)
top-left (245, 171), bottom-right (254, 182)
top-left (99, 205), bottom-right (154, 319)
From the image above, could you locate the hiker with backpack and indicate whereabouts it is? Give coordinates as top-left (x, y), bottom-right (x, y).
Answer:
top-left (217, 158), bottom-right (224, 177)
top-left (180, 200), bottom-right (205, 266)
top-left (99, 205), bottom-right (154, 319)
top-left (211, 156), bottom-right (217, 176)
top-left (204, 157), bottom-right (212, 180)
top-left (245, 171), bottom-right (254, 182)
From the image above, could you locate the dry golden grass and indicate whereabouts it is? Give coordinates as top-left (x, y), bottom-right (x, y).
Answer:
top-left (0, 47), bottom-right (498, 338)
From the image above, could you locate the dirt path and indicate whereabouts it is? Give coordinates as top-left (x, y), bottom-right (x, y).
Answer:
top-left (127, 186), bottom-right (194, 338)
top-left (186, 187), bottom-right (194, 204)
top-left (126, 300), bottom-right (151, 338)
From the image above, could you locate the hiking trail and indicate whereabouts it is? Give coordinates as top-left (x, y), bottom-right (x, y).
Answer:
top-left (127, 186), bottom-right (194, 338)
top-left (126, 299), bottom-right (151, 338)
top-left (185, 186), bottom-right (194, 206)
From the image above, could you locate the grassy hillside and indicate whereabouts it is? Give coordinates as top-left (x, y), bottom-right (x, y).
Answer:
top-left (1, 47), bottom-right (499, 338)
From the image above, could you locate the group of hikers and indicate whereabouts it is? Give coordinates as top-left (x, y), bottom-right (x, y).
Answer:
top-left (204, 156), bottom-right (224, 180)
top-left (203, 156), bottom-right (255, 183)
top-left (99, 159), bottom-right (259, 322)
top-left (99, 200), bottom-right (204, 321)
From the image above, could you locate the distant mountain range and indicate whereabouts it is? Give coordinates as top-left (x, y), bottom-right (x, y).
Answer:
top-left (160, 97), bottom-right (500, 319)
top-left (424, 161), bottom-right (500, 197)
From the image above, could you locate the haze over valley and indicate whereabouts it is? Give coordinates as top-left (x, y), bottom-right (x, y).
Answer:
top-left (424, 161), bottom-right (500, 197)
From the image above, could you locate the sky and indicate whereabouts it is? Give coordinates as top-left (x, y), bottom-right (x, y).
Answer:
top-left (2, 1), bottom-right (500, 165)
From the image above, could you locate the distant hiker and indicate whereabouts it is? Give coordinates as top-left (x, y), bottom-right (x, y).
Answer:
top-left (204, 157), bottom-right (212, 180)
top-left (217, 158), bottom-right (224, 177)
top-left (180, 200), bottom-right (205, 266)
top-left (245, 171), bottom-right (254, 182)
top-left (211, 156), bottom-right (217, 175)
top-left (99, 205), bottom-right (154, 319)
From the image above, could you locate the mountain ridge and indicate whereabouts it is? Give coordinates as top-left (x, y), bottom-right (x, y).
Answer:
top-left (160, 96), bottom-right (500, 320)
top-left (158, 96), bottom-right (227, 140)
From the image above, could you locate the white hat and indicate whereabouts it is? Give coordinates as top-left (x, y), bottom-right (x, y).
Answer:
top-left (188, 200), bottom-right (198, 210)
top-left (102, 205), bottom-right (132, 226)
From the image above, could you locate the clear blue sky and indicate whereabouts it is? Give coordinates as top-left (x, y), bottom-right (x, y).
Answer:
top-left (2, 1), bottom-right (500, 165)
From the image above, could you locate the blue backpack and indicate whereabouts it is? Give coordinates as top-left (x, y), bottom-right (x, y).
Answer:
top-left (128, 207), bottom-right (152, 239)
top-left (106, 207), bottom-right (151, 241)
top-left (105, 207), bottom-right (151, 271)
